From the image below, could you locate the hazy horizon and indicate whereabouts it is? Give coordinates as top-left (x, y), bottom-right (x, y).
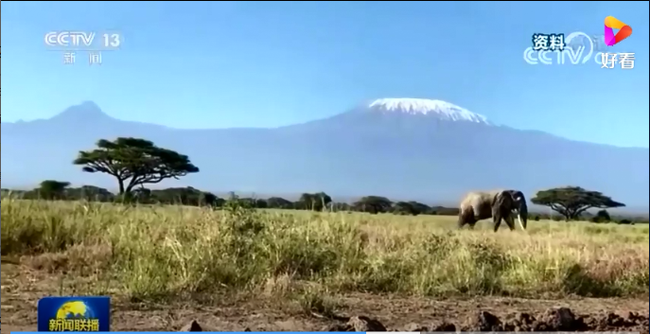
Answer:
top-left (3, 100), bottom-right (649, 150)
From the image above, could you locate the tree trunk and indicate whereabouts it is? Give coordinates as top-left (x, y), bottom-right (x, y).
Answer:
top-left (118, 180), bottom-right (125, 194)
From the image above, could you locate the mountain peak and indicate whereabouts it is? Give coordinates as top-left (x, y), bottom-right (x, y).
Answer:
top-left (50, 101), bottom-right (112, 122)
top-left (365, 98), bottom-right (490, 124)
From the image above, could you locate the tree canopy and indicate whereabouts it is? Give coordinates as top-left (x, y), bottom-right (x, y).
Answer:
top-left (353, 196), bottom-right (393, 214)
top-left (295, 192), bottom-right (332, 211)
top-left (37, 180), bottom-right (71, 200)
top-left (266, 197), bottom-right (294, 209)
top-left (392, 201), bottom-right (431, 215)
top-left (531, 186), bottom-right (625, 221)
top-left (73, 137), bottom-right (199, 194)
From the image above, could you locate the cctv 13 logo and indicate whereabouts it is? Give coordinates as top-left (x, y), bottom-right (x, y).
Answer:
top-left (604, 16), bottom-right (632, 46)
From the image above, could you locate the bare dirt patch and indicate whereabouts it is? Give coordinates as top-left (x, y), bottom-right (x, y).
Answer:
top-left (2, 263), bottom-right (648, 333)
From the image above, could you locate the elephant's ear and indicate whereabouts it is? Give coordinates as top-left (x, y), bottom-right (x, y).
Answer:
top-left (491, 191), bottom-right (507, 216)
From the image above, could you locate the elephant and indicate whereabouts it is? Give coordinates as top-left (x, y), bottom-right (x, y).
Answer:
top-left (457, 189), bottom-right (528, 232)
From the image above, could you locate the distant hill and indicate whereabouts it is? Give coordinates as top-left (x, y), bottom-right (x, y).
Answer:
top-left (2, 99), bottom-right (648, 212)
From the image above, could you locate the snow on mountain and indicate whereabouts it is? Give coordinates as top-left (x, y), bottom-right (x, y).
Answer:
top-left (366, 98), bottom-right (490, 124)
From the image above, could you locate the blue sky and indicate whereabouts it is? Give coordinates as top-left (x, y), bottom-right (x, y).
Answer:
top-left (2, 1), bottom-right (648, 147)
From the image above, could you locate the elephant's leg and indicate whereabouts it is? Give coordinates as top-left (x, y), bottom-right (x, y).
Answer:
top-left (467, 214), bottom-right (478, 229)
top-left (457, 213), bottom-right (467, 229)
top-left (458, 209), bottom-right (475, 229)
top-left (504, 214), bottom-right (515, 231)
top-left (493, 215), bottom-right (502, 232)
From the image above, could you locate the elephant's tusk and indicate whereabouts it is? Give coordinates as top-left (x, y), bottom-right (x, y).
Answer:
top-left (516, 214), bottom-right (525, 230)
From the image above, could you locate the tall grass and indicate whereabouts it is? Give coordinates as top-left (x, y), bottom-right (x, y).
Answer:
top-left (2, 198), bottom-right (648, 302)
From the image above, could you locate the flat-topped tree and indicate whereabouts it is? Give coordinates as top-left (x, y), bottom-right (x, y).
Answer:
top-left (38, 180), bottom-right (71, 200)
top-left (73, 137), bottom-right (199, 195)
top-left (531, 186), bottom-right (625, 221)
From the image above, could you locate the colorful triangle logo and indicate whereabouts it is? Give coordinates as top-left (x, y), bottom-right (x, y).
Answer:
top-left (604, 16), bottom-right (632, 46)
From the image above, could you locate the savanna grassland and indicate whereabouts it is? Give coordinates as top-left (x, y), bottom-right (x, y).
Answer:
top-left (2, 198), bottom-right (649, 332)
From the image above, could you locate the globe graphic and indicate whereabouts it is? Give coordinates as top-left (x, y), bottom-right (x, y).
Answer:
top-left (55, 301), bottom-right (96, 319)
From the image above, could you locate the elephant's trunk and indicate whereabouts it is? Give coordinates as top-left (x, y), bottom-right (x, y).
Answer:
top-left (511, 191), bottom-right (528, 230)
top-left (517, 201), bottom-right (528, 230)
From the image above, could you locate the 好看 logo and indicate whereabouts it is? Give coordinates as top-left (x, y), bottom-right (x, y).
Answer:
top-left (604, 16), bottom-right (632, 46)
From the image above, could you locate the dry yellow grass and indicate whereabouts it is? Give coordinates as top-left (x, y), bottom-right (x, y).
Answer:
top-left (1, 198), bottom-right (648, 302)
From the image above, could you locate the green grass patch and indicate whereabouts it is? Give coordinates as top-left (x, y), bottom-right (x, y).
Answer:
top-left (2, 199), bottom-right (648, 301)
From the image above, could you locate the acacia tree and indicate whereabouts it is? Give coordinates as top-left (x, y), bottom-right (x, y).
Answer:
top-left (353, 196), bottom-right (393, 214)
top-left (531, 186), bottom-right (625, 221)
top-left (266, 197), bottom-right (294, 209)
top-left (296, 192), bottom-right (332, 211)
top-left (38, 180), bottom-right (71, 200)
top-left (73, 137), bottom-right (199, 195)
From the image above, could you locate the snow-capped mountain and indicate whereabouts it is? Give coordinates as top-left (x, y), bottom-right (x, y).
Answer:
top-left (1, 100), bottom-right (648, 209)
top-left (365, 98), bottom-right (490, 124)
top-left (282, 98), bottom-right (494, 137)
